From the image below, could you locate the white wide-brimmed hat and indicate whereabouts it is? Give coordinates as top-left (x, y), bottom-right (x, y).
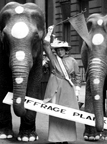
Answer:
top-left (51, 38), bottom-right (71, 49)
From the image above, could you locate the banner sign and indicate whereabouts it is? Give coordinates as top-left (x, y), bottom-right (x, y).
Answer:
top-left (3, 92), bottom-right (107, 129)
top-left (69, 13), bottom-right (91, 48)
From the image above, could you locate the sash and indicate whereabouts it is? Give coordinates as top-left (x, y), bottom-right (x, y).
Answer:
top-left (56, 55), bottom-right (75, 88)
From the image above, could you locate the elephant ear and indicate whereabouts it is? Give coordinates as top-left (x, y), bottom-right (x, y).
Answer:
top-left (0, 30), bottom-right (4, 51)
top-left (0, 30), bottom-right (2, 43)
top-left (69, 13), bottom-right (91, 48)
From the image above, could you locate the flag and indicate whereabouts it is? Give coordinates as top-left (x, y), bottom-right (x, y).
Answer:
top-left (69, 13), bottom-right (91, 47)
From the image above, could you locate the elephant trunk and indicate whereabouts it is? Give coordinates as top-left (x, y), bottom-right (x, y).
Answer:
top-left (89, 57), bottom-right (107, 132)
top-left (10, 48), bottom-right (33, 117)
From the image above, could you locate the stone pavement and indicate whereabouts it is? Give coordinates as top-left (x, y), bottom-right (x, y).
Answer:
top-left (1, 111), bottom-right (107, 144)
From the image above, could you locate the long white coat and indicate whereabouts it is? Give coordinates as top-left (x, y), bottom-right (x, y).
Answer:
top-left (44, 51), bottom-right (80, 142)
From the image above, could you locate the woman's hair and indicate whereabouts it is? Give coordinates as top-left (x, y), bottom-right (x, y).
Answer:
top-left (55, 47), bottom-right (69, 53)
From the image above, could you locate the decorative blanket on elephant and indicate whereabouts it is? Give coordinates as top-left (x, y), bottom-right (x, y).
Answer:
top-left (3, 92), bottom-right (107, 130)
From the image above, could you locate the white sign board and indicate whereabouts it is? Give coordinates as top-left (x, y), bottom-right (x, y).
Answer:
top-left (3, 92), bottom-right (107, 129)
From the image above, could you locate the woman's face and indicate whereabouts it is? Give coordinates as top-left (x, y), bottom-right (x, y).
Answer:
top-left (56, 47), bottom-right (66, 58)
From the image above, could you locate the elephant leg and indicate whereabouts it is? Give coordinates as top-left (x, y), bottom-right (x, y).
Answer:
top-left (17, 110), bottom-right (38, 142)
top-left (83, 78), bottom-right (101, 141)
top-left (102, 130), bottom-right (107, 140)
top-left (17, 59), bottom-right (42, 142)
top-left (103, 107), bottom-right (107, 140)
top-left (101, 79), bottom-right (107, 140)
top-left (0, 89), bottom-right (13, 139)
top-left (84, 125), bottom-right (101, 141)
top-left (0, 47), bottom-right (13, 139)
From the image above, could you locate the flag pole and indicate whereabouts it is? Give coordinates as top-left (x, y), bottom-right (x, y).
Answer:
top-left (55, 8), bottom-right (87, 27)
top-left (46, 9), bottom-right (87, 32)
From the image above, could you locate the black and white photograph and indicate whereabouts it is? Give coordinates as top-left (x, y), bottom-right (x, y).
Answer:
top-left (0, 0), bottom-right (107, 144)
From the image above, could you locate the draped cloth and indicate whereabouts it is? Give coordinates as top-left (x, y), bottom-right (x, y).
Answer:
top-left (69, 13), bottom-right (91, 47)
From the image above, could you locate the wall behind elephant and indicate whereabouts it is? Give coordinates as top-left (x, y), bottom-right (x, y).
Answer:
top-left (0, 0), bottom-right (45, 10)
top-left (0, 0), bottom-right (5, 10)
top-left (89, 0), bottom-right (102, 14)
top-left (89, 0), bottom-right (107, 15)
top-left (5, 0), bottom-right (26, 4)
top-left (0, 0), bottom-right (33, 9)
top-left (36, 0), bottom-right (45, 12)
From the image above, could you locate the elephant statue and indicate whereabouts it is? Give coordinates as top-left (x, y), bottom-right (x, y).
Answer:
top-left (0, 2), bottom-right (45, 142)
top-left (81, 13), bottom-right (107, 141)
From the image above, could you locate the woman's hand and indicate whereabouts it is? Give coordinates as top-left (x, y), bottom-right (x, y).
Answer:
top-left (75, 86), bottom-right (81, 101)
top-left (47, 25), bottom-right (55, 36)
top-left (44, 25), bottom-right (54, 43)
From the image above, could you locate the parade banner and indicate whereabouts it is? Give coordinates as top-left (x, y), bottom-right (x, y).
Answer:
top-left (3, 92), bottom-right (107, 129)
top-left (69, 13), bottom-right (91, 48)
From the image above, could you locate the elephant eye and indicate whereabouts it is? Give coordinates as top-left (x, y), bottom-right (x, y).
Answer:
top-left (34, 32), bottom-right (39, 39)
top-left (87, 21), bottom-right (92, 32)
